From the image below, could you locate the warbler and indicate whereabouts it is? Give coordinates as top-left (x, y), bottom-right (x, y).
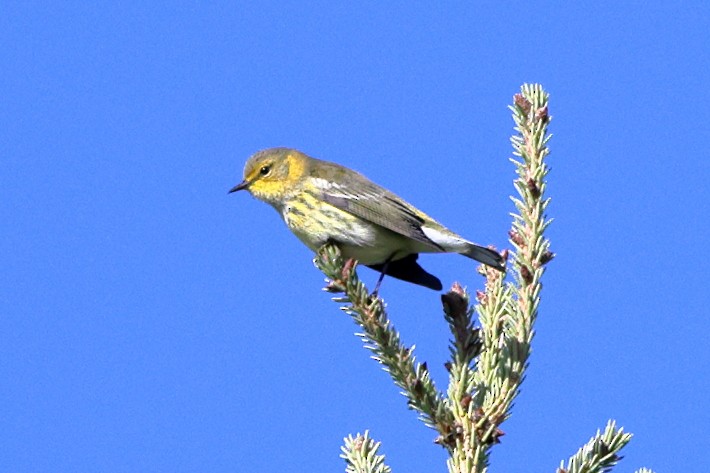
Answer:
top-left (229, 147), bottom-right (504, 291)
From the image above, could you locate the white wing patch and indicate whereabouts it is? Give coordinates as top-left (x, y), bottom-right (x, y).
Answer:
top-left (312, 177), bottom-right (374, 200)
top-left (312, 177), bottom-right (349, 194)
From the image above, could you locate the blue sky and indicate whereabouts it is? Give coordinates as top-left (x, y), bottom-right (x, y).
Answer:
top-left (1, 2), bottom-right (708, 472)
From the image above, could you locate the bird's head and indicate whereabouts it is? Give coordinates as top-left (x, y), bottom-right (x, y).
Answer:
top-left (229, 147), bottom-right (309, 205)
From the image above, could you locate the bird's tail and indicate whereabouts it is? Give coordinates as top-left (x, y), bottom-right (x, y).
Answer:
top-left (461, 243), bottom-right (505, 271)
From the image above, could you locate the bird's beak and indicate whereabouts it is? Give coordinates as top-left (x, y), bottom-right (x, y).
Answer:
top-left (228, 179), bottom-right (250, 194)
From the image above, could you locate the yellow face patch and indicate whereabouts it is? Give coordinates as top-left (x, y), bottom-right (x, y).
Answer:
top-left (243, 150), bottom-right (308, 205)
top-left (284, 152), bottom-right (308, 183)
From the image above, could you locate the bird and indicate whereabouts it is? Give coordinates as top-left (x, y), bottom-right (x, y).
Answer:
top-left (229, 147), bottom-right (504, 291)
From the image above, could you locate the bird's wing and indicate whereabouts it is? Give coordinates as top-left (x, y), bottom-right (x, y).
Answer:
top-left (313, 176), bottom-right (444, 251)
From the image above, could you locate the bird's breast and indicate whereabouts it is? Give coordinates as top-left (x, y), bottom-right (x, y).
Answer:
top-left (280, 194), bottom-right (408, 264)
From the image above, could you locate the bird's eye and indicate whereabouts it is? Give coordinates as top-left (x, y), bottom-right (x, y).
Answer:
top-left (259, 165), bottom-right (271, 176)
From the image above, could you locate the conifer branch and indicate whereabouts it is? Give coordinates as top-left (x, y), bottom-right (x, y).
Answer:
top-left (341, 431), bottom-right (392, 473)
top-left (315, 245), bottom-right (455, 443)
top-left (313, 84), bottom-right (647, 473)
top-left (557, 421), bottom-right (632, 473)
top-left (447, 267), bottom-right (511, 473)
top-left (504, 83), bottom-right (554, 397)
top-left (444, 83), bottom-right (555, 473)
